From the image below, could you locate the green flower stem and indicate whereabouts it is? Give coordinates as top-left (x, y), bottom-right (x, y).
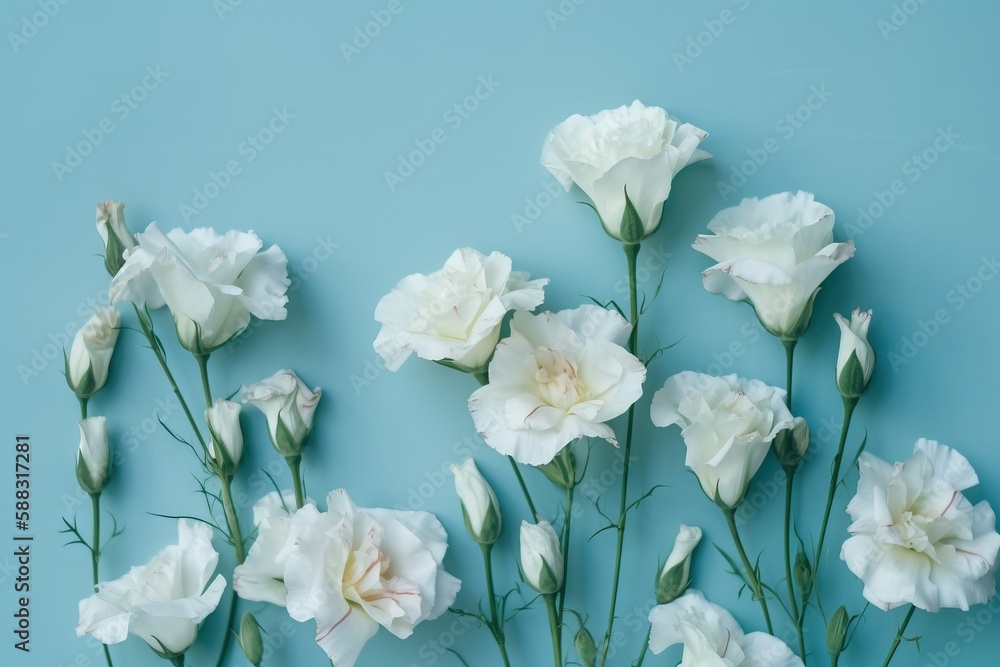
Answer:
top-left (80, 397), bottom-right (89, 420)
top-left (132, 305), bottom-right (210, 457)
top-left (287, 455), bottom-right (305, 509)
top-left (90, 493), bottom-right (114, 667)
top-left (544, 594), bottom-right (563, 667)
top-left (803, 395), bottom-right (859, 630)
top-left (196, 353), bottom-right (246, 667)
top-left (557, 483), bottom-right (574, 625)
top-left (882, 605), bottom-right (916, 667)
top-left (481, 544), bottom-right (512, 667)
top-left (169, 656), bottom-right (185, 667)
top-left (779, 339), bottom-right (806, 662)
top-left (783, 468), bottom-right (806, 662)
top-left (597, 242), bottom-right (641, 667)
top-left (723, 507), bottom-right (774, 634)
top-left (782, 339), bottom-right (796, 412)
top-left (635, 630), bottom-right (650, 667)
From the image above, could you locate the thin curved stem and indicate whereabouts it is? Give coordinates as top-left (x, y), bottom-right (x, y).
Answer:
top-left (545, 594), bottom-right (563, 667)
top-left (882, 605), bottom-right (916, 667)
top-left (783, 469), bottom-right (806, 661)
top-left (132, 305), bottom-right (209, 457)
top-left (214, 589), bottom-right (239, 667)
top-left (635, 630), bottom-right (650, 666)
top-left (90, 493), bottom-right (114, 667)
top-left (782, 339), bottom-right (796, 411)
top-left (799, 396), bottom-right (858, 640)
top-left (597, 243), bottom-right (641, 667)
top-left (724, 507), bottom-right (774, 634)
top-left (557, 483), bottom-right (574, 624)
top-left (481, 544), bottom-right (512, 667)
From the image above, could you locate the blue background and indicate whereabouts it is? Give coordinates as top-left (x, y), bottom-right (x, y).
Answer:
top-left (3, 1), bottom-right (1000, 665)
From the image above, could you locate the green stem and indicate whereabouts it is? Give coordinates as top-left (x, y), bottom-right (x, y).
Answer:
top-left (557, 483), bottom-right (574, 624)
top-left (723, 507), bottom-right (774, 634)
top-left (597, 242), bottom-right (641, 667)
top-left (881, 605), bottom-right (916, 667)
top-left (783, 468), bottom-right (806, 662)
top-left (214, 589), bottom-right (239, 667)
top-left (806, 397), bottom-right (858, 616)
top-left (219, 476), bottom-right (245, 563)
top-left (481, 544), bottom-right (512, 667)
top-left (635, 630), bottom-right (650, 667)
top-left (80, 397), bottom-right (89, 420)
top-left (169, 656), bottom-right (185, 667)
top-left (545, 594), bottom-right (563, 667)
top-left (90, 493), bottom-right (114, 667)
top-left (508, 456), bottom-right (539, 520)
top-left (196, 354), bottom-right (213, 410)
top-left (287, 455), bottom-right (305, 509)
top-left (131, 305), bottom-right (209, 457)
top-left (782, 339), bottom-right (796, 411)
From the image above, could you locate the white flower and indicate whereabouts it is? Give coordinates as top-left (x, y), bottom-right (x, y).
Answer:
top-left (649, 590), bottom-right (802, 666)
top-left (656, 524), bottom-right (702, 604)
top-left (67, 306), bottom-right (120, 398)
top-left (834, 308), bottom-right (875, 397)
top-left (694, 191), bottom-right (855, 339)
top-left (374, 248), bottom-right (548, 372)
top-left (205, 399), bottom-right (244, 474)
top-left (469, 305), bottom-right (646, 466)
top-left (520, 520), bottom-right (564, 595)
top-left (233, 490), bottom-right (311, 607)
top-left (283, 490), bottom-right (461, 667)
top-left (650, 372), bottom-right (793, 508)
top-left (450, 459), bottom-right (502, 545)
top-left (541, 100), bottom-right (709, 242)
top-left (76, 416), bottom-right (110, 495)
top-left (109, 222), bottom-right (290, 353)
top-left (841, 439), bottom-right (1000, 612)
top-left (76, 519), bottom-right (226, 657)
top-left (242, 369), bottom-right (321, 457)
top-left (96, 200), bottom-right (136, 275)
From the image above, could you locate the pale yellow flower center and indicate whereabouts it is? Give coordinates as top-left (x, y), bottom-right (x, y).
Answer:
top-left (533, 347), bottom-right (587, 410)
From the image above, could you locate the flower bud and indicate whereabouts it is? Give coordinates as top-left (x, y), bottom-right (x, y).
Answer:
top-left (794, 547), bottom-right (813, 596)
top-left (520, 520), bottom-right (564, 595)
top-left (242, 369), bottom-right (322, 457)
top-left (95, 200), bottom-right (136, 277)
top-left (66, 307), bottom-right (120, 399)
top-left (76, 417), bottom-right (110, 494)
top-left (773, 416), bottom-right (810, 472)
top-left (656, 524), bottom-right (702, 604)
top-left (205, 399), bottom-right (244, 477)
top-left (238, 611), bottom-right (264, 666)
top-left (574, 626), bottom-right (597, 667)
top-left (834, 308), bottom-right (875, 398)
top-left (450, 459), bottom-right (502, 545)
top-left (826, 605), bottom-right (850, 659)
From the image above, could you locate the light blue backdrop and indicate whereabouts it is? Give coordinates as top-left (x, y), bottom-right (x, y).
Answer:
top-left (3, 1), bottom-right (1000, 665)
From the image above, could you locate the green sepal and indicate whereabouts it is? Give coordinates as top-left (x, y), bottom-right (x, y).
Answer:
top-left (76, 450), bottom-right (104, 495)
top-left (103, 228), bottom-right (128, 277)
top-left (574, 626), bottom-right (597, 667)
top-left (618, 186), bottom-right (644, 246)
top-left (239, 611), bottom-right (265, 666)
top-left (837, 349), bottom-right (868, 398)
top-left (826, 605), bottom-right (850, 658)
top-left (655, 560), bottom-right (691, 605)
top-left (273, 411), bottom-right (302, 457)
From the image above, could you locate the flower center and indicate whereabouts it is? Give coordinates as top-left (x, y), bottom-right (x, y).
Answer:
top-left (533, 347), bottom-right (586, 409)
top-left (340, 544), bottom-right (390, 606)
top-left (887, 510), bottom-right (933, 553)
